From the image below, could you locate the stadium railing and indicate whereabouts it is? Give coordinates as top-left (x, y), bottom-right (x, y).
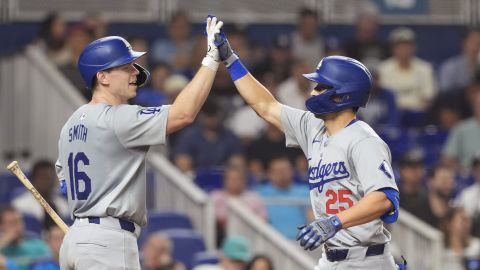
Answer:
top-left (227, 198), bottom-right (317, 270)
top-left (0, 45), bottom-right (85, 167)
top-left (148, 152), bottom-right (216, 250)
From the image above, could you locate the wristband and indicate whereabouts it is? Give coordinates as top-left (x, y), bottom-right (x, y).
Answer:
top-left (227, 59), bottom-right (248, 81)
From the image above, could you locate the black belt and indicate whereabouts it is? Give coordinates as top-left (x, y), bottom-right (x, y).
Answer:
top-left (326, 243), bottom-right (385, 262)
top-left (79, 217), bottom-right (136, 233)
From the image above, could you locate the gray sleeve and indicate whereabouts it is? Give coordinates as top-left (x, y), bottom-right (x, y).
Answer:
top-left (113, 105), bottom-right (171, 148)
top-left (280, 105), bottom-right (313, 149)
top-left (351, 137), bottom-right (398, 194)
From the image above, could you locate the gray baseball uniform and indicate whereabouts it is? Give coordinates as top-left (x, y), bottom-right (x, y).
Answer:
top-left (281, 105), bottom-right (398, 269)
top-left (56, 103), bottom-right (170, 269)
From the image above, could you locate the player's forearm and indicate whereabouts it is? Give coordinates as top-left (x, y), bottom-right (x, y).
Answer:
top-left (169, 66), bottom-right (216, 123)
top-left (234, 74), bottom-right (282, 128)
top-left (336, 191), bottom-right (392, 229)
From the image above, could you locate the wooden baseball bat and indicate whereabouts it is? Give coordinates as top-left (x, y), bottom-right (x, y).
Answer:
top-left (6, 161), bottom-right (69, 234)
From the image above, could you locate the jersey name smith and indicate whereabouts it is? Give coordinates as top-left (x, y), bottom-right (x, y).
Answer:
top-left (68, 124), bottom-right (88, 143)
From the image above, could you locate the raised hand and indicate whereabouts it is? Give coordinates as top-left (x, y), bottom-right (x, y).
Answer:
top-left (202, 15), bottom-right (224, 70)
top-left (296, 215), bottom-right (342, 251)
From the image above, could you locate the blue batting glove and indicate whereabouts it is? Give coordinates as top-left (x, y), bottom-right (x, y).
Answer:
top-left (296, 215), bottom-right (342, 251)
top-left (59, 179), bottom-right (67, 196)
top-left (208, 23), bottom-right (238, 67)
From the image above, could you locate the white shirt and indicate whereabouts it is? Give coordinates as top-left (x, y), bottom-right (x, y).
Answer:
top-left (12, 191), bottom-right (69, 221)
top-left (457, 183), bottom-right (480, 218)
top-left (378, 57), bottom-right (435, 111)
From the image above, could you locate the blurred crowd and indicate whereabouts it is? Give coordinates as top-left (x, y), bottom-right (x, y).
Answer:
top-left (2, 5), bottom-right (480, 270)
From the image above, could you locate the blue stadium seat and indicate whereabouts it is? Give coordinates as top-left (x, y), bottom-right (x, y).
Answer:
top-left (138, 211), bottom-right (194, 247)
top-left (147, 211), bottom-right (193, 231)
top-left (23, 214), bottom-right (42, 235)
top-left (194, 168), bottom-right (224, 192)
top-left (192, 251), bottom-right (220, 267)
top-left (0, 172), bottom-right (27, 204)
top-left (162, 229), bottom-right (206, 270)
top-left (417, 126), bottom-right (449, 168)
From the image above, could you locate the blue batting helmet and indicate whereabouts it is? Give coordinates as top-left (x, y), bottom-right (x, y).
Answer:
top-left (303, 56), bottom-right (373, 115)
top-left (78, 36), bottom-right (150, 89)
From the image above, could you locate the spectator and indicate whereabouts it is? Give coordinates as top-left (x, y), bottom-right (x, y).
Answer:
top-left (344, 11), bottom-right (388, 65)
top-left (276, 60), bottom-right (313, 110)
top-left (291, 8), bottom-right (325, 69)
top-left (439, 29), bottom-right (480, 93)
top-left (245, 255), bottom-right (274, 270)
top-left (441, 208), bottom-right (480, 270)
top-left (442, 86), bottom-right (480, 169)
top-left (12, 160), bottom-right (68, 231)
top-left (141, 233), bottom-right (185, 270)
top-left (173, 97), bottom-right (244, 173)
top-left (256, 156), bottom-right (311, 240)
top-left (252, 34), bottom-right (293, 83)
top-left (211, 166), bottom-right (267, 243)
top-left (83, 12), bottom-right (107, 40)
top-left (58, 24), bottom-right (93, 99)
top-left (0, 206), bottom-right (51, 270)
top-left (35, 13), bottom-right (70, 66)
top-left (457, 156), bottom-right (480, 237)
top-left (227, 102), bottom-right (267, 145)
top-left (246, 124), bottom-right (304, 182)
top-left (357, 65), bottom-right (399, 130)
top-left (29, 226), bottom-right (64, 270)
top-left (220, 236), bottom-right (250, 270)
top-left (378, 27), bottom-right (435, 123)
top-left (427, 165), bottom-right (455, 225)
top-left (398, 151), bottom-right (438, 227)
top-left (151, 11), bottom-right (194, 72)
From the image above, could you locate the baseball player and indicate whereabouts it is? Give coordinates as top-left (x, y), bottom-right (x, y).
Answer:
top-left (212, 26), bottom-right (403, 269)
top-left (55, 16), bottom-right (224, 269)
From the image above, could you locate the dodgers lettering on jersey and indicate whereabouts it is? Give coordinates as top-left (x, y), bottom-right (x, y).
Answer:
top-left (56, 104), bottom-right (170, 226)
top-left (308, 159), bottom-right (350, 193)
top-left (280, 105), bottom-right (398, 248)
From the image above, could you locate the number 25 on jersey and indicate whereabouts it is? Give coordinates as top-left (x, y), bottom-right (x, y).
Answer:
top-left (68, 152), bottom-right (92, 200)
top-left (325, 189), bottom-right (353, 214)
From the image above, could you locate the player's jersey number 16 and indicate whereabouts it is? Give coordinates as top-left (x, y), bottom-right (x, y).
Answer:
top-left (67, 152), bottom-right (92, 200)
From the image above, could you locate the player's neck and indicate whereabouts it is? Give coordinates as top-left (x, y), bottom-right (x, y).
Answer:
top-left (90, 88), bottom-right (127, 105)
top-left (323, 110), bottom-right (356, 136)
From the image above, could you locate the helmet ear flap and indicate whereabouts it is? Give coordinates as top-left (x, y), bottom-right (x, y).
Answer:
top-left (133, 63), bottom-right (150, 87)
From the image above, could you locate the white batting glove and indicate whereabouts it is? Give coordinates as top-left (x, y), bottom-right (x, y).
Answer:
top-left (202, 16), bottom-right (223, 71)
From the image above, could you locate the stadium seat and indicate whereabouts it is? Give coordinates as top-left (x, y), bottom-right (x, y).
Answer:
top-left (0, 172), bottom-right (27, 204)
top-left (23, 214), bottom-right (42, 235)
top-left (147, 211), bottom-right (193, 231)
top-left (138, 211), bottom-right (194, 247)
top-left (194, 168), bottom-right (224, 192)
top-left (162, 229), bottom-right (207, 270)
top-left (192, 251), bottom-right (220, 267)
